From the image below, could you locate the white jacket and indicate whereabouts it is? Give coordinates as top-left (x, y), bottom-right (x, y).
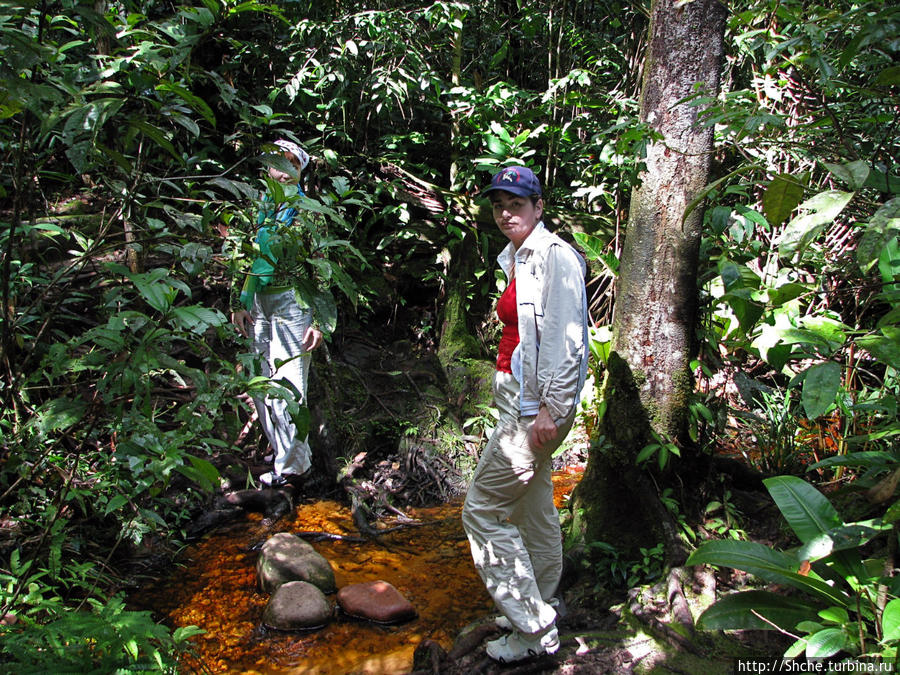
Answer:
top-left (498, 222), bottom-right (590, 426)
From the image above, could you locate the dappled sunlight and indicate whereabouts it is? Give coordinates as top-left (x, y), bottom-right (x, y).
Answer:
top-left (131, 470), bottom-right (581, 673)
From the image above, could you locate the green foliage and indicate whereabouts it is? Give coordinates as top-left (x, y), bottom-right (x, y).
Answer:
top-left (462, 403), bottom-right (499, 442)
top-left (699, 157), bottom-right (900, 475)
top-left (0, 591), bottom-right (202, 674)
top-left (681, 0), bottom-right (899, 482)
top-left (0, 0), bottom-right (891, 669)
top-left (635, 431), bottom-right (681, 472)
top-left (226, 175), bottom-right (371, 333)
top-left (702, 489), bottom-right (746, 541)
top-left (581, 539), bottom-right (666, 591)
top-left (0, 0), bottom-right (297, 667)
top-left (689, 476), bottom-right (899, 659)
top-left (730, 385), bottom-right (807, 475)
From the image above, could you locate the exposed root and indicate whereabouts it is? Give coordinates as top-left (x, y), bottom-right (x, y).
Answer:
top-left (338, 435), bottom-right (462, 537)
top-left (294, 531), bottom-right (366, 543)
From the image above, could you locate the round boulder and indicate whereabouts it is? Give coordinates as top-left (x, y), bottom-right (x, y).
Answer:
top-left (262, 581), bottom-right (332, 631)
top-left (256, 532), bottom-right (336, 594)
top-left (337, 580), bottom-right (417, 624)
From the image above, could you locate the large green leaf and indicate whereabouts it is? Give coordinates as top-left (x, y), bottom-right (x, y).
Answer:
top-left (718, 258), bottom-right (761, 291)
top-left (805, 627), bottom-right (846, 658)
top-left (686, 539), bottom-right (849, 607)
top-left (796, 315), bottom-right (849, 349)
top-left (171, 306), bottom-right (227, 334)
top-left (291, 405), bottom-right (311, 440)
top-left (573, 232), bottom-right (608, 261)
top-left (130, 270), bottom-right (180, 313)
top-left (800, 361), bottom-right (841, 419)
top-left (857, 198), bottom-right (900, 274)
top-left (809, 451), bottom-right (896, 471)
top-left (882, 598), bottom-right (900, 642)
top-left (696, 590), bottom-right (819, 631)
top-left (29, 397), bottom-right (88, 433)
top-left (878, 239), bottom-right (900, 302)
top-left (856, 331), bottom-right (900, 370)
top-left (764, 476), bottom-right (842, 544)
top-left (825, 160), bottom-right (870, 191)
top-left (797, 525), bottom-right (887, 562)
top-left (175, 455), bottom-right (220, 493)
top-left (767, 282), bottom-right (808, 308)
top-left (778, 190), bottom-right (854, 261)
top-left (763, 173), bottom-right (806, 226)
top-left (720, 289), bottom-right (765, 334)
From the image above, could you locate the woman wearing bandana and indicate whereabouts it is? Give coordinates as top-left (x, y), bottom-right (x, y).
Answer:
top-left (231, 139), bottom-right (323, 489)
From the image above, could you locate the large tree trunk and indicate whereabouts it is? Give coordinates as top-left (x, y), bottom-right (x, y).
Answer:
top-left (571, 0), bottom-right (727, 562)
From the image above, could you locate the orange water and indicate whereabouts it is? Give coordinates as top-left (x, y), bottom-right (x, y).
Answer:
top-left (133, 470), bottom-right (582, 674)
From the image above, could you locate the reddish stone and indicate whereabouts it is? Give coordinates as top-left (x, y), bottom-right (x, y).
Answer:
top-left (337, 580), bottom-right (417, 624)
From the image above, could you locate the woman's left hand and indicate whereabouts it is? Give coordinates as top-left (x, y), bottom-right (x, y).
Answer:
top-left (529, 406), bottom-right (559, 451)
top-left (302, 326), bottom-right (323, 351)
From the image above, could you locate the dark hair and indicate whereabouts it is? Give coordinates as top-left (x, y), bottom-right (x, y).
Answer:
top-left (488, 192), bottom-right (542, 206)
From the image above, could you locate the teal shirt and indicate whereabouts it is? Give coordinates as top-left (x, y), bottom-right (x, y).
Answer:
top-left (239, 185), bottom-right (303, 310)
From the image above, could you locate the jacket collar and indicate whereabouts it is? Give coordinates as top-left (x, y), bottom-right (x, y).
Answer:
top-left (498, 221), bottom-right (547, 275)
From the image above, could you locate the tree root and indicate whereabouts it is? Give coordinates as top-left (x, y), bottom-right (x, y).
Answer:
top-left (627, 569), bottom-right (704, 656)
top-left (294, 531), bottom-right (366, 543)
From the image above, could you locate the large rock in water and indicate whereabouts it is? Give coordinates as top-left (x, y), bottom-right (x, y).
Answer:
top-left (337, 580), bottom-right (417, 624)
top-left (256, 532), bottom-right (336, 594)
top-left (262, 581), bottom-right (332, 630)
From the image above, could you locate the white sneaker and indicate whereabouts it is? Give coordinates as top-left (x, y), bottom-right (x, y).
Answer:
top-left (258, 471), bottom-right (287, 488)
top-left (494, 596), bottom-right (565, 630)
top-left (485, 626), bottom-right (560, 663)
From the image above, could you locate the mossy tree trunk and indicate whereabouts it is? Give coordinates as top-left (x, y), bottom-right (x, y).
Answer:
top-left (571, 0), bottom-right (727, 563)
top-left (436, 239), bottom-right (495, 414)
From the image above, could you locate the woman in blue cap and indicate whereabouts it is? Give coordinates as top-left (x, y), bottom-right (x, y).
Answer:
top-left (231, 139), bottom-right (323, 488)
top-left (462, 165), bottom-right (589, 663)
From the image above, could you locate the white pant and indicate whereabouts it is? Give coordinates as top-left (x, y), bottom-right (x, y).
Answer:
top-left (251, 288), bottom-right (313, 477)
top-left (462, 370), bottom-right (573, 636)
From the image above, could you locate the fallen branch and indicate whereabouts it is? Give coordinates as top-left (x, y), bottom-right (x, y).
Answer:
top-left (294, 531), bottom-right (366, 543)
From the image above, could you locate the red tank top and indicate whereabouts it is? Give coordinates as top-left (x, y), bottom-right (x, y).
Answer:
top-left (496, 278), bottom-right (519, 373)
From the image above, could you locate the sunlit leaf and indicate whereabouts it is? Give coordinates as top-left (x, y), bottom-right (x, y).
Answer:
top-left (883, 599), bottom-right (900, 642)
top-left (806, 627), bottom-right (845, 658)
top-left (687, 539), bottom-right (849, 607)
top-left (764, 476), bottom-right (842, 544)
top-left (778, 190), bottom-right (854, 261)
top-left (856, 331), bottom-right (900, 370)
top-left (800, 361), bottom-right (841, 419)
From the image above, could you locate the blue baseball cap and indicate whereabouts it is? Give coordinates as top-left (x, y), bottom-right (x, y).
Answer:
top-left (482, 165), bottom-right (542, 199)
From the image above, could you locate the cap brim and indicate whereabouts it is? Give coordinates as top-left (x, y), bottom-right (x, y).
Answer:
top-left (481, 185), bottom-right (538, 199)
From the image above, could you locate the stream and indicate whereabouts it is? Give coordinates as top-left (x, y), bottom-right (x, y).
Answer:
top-left (131, 470), bottom-right (583, 674)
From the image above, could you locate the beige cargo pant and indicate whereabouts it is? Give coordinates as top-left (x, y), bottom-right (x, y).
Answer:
top-left (462, 370), bottom-right (573, 636)
top-left (250, 287), bottom-right (313, 478)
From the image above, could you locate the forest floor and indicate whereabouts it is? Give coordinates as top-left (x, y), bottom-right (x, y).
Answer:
top-left (132, 277), bottom-right (832, 673)
top-left (160, 427), bottom-right (801, 675)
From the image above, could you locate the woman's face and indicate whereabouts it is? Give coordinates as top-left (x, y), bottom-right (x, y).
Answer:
top-left (491, 190), bottom-right (543, 250)
top-left (268, 152), bottom-right (303, 183)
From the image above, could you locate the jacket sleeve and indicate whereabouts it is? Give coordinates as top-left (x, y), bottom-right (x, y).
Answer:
top-left (536, 244), bottom-right (588, 426)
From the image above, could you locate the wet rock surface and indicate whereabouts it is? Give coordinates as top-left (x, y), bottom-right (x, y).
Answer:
top-left (262, 581), bottom-right (332, 631)
top-left (256, 532), bottom-right (336, 594)
top-left (337, 580), bottom-right (417, 624)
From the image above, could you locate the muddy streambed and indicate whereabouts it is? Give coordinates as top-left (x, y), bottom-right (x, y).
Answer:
top-left (130, 470), bottom-right (583, 674)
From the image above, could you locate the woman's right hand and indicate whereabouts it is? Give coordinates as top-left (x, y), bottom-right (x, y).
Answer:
top-left (231, 309), bottom-right (253, 337)
top-left (529, 405), bottom-right (560, 453)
